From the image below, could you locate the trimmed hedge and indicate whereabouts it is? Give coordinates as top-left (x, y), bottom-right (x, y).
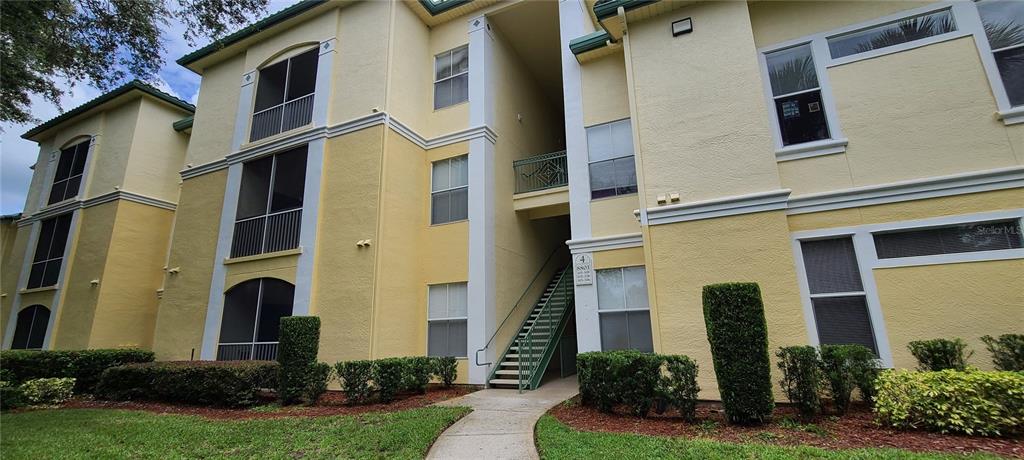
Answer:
top-left (981, 334), bottom-right (1024, 372)
top-left (702, 283), bottom-right (774, 424)
top-left (373, 358), bottom-right (406, 403)
top-left (820, 344), bottom-right (878, 412)
top-left (776, 346), bottom-right (822, 421)
top-left (335, 356), bottom-right (460, 405)
top-left (336, 360), bottom-right (374, 405)
top-left (578, 350), bottom-right (699, 419)
top-left (403, 356), bottom-right (433, 394)
top-left (908, 338), bottom-right (972, 371)
top-left (278, 316), bottom-right (331, 405)
top-left (433, 357), bottom-right (457, 387)
top-left (874, 369), bottom-right (1024, 437)
top-left (0, 348), bottom-right (154, 393)
top-left (96, 360), bottom-right (279, 407)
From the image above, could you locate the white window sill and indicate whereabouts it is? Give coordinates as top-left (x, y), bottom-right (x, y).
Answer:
top-left (775, 138), bottom-right (848, 162)
top-left (20, 285), bottom-right (58, 295)
top-left (997, 106), bottom-right (1024, 126)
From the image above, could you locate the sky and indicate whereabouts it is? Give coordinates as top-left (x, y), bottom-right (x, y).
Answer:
top-left (0, 2), bottom-right (295, 215)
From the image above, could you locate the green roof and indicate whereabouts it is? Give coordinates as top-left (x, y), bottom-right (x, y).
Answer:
top-left (569, 30), bottom-right (611, 55)
top-left (23, 80), bottom-right (195, 141)
top-left (417, 0), bottom-right (472, 16)
top-left (593, 0), bottom-right (659, 20)
top-left (173, 115), bottom-right (194, 132)
top-left (177, 0), bottom-right (327, 68)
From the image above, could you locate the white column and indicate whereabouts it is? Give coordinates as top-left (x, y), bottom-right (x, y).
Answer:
top-left (232, 72), bottom-right (257, 151)
top-left (199, 162), bottom-right (243, 359)
top-left (2, 221), bottom-right (43, 349)
top-left (571, 251), bottom-right (602, 352)
top-left (291, 137), bottom-right (325, 316)
top-left (312, 39), bottom-right (337, 126)
top-left (466, 14), bottom-right (497, 385)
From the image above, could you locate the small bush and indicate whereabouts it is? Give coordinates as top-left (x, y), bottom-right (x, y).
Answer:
top-left (776, 346), bottom-right (822, 421)
top-left (657, 355), bottom-right (700, 421)
top-left (981, 334), bottom-right (1024, 372)
top-left (304, 362), bottom-right (332, 404)
top-left (702, 282), bottom-right (774, 424)
top-left (908, 338), bottom-right (972, 371)
top-left (403, 356), bottom-right (433, 394)
top-left (19, 377), bottom-right (75, 405)
top-left (374, 358), bottom-right (406, 403)
top-left (433, 357), bottom-right (458, 386)
top-left (1, 380), bottom-right (26, 410)
top-left (874, 369), bottom-right (1024, 436)
top-left (278, 316), bottom-right (323, 405)
top-left (0, 348), bottom-right (154, 393)
top-left (336, 360), bottom-right (374, 405)
top-left (96, 360), bottom-right (278, 407)
top-left (820, 344), bottom-right (878, 413)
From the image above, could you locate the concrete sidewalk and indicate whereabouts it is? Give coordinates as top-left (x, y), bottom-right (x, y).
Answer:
top-left (426, 376), bottom-right (579, 460)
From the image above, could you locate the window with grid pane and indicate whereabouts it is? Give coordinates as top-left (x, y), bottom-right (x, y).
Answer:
top-left (976, 0), bottom-right (1024, 107)
top-left (428, 283), bottom-right (467, 358)
top-left (431, 155), bottom-right (468, 225)
top-left (764, 44), bottom-right (831, 146)
top-left (800, 237), bottom-right (878, 354)
top-left (48, 140), bottom-right (89, 205)
top-left (873, 219), bottom-right (1023, 259)
top-left (586, 119), bottom-right (637, 199)
top-left (27, 213), bottom-right (73, 289)
top-left (597, 266), bottom-right (653, 352)
top-left (434, 45), bottom-right (468, 110)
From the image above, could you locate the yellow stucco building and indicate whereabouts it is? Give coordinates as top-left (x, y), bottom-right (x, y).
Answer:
top-left (4, 0), bottom-right (1021, 396)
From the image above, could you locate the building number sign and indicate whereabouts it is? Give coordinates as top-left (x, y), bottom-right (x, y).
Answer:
top-left (574, 253), bottom-right (593, 286)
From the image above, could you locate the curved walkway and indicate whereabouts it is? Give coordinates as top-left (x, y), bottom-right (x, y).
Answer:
top-left (427, 376), bottom-right (579, 460)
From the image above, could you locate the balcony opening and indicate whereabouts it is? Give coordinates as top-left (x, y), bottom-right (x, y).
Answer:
top-left (231, 145), bottom-right (307, 258)
top-left (217, 278), bottom-right (294, 361)
top-left (250, 48), bottom-right (318, 142)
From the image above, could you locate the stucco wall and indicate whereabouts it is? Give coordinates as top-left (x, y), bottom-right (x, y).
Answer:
top-left (185, 54), bottom-right (244, 168)
top-left (123, 98), bottom-right (191, 203)
top-left (748, 1), bottom-right (931, 48)
top-left (0, 222), bottom-right (29, 337)
top-left (50, 205), bottom-right (116, 350)
top-left (581, 53), bottom-right (629, 127)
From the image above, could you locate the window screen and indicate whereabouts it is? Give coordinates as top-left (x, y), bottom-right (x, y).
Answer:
top-left (218, 278), bottom-right (294, 347)
top-left (812, 296), bottom-right (877, 354)
top-left (587, 119), bottom-right (637, 199)
top-left (874, 220), bottom-right (1023, 259)
top-left (231, 146), bottom-right (307, 258)
top-left (11, 305), bottom-right (50, 350)
top-left (27, 213), bottom-right (73, 289)
top-left (48, 140), bottom-right (89, 205)
top-left (800, 237), bottom-right (878, 354)
top-left (428, 283), bottom-right (468, 357)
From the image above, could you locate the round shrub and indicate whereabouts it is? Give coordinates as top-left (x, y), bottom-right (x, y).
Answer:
top-left (657, 355), bottom-right (700, 421)
top-left (820, 344), bottom-right (878, 413)
top-left (776, 346), bottom-right (822, 421)
top-left (373, 358), bottom-right (406, 403)
top-left (336, 360), bottom-right (374, 405)
top-left (908, 338), bottom-right (972, 371)
top-left (432, 357), bottom-right (458, 387)
top-left (19, 377), bottom-right (75, 406)
top-left (981, 334), bottom-right (1024, 372)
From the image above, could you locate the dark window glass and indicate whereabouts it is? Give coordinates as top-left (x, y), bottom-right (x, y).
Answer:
top-left (994, 47), bottom-right (1024, 106)
top-left (800, 238), bottom-right (864, 294)
top-left (286, 49), bottom-right (318, 101)
top-left (236, 156), bottom-right (273, 220)
top-left (219, 278), bottom-right (294, 352)
top-left (255, 279), bottom-right (295, 342)
top-left (269, 148), bottom-right (307, 212)
top-left (599, 311), bottom-right (653, 352)
top-left (27, 214), bottom-right (73, 289)
top-left (48, 140), bottom-right (89, 204)
top-left (254, 60), bottom-right (288, 112)
top-left (427, 319), bottom-right (467, 357)
top-left (775, 90), bottom-right (830, 146)
top-left (220, 280), bottom-right (260, 343)
top-left (874, 220), bottom-right (1024, 259)
top-left (11, 305), bottom-right (50, 350)
top-left (827, 9), bottom-right (956, 59)
top-left (812, 296), bottom-right (877, 354)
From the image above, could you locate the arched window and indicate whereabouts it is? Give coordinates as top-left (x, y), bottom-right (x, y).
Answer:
top-left (217, 278), bottom-right (294, 360)
top-left (11, 305), bottom-right (50, 350)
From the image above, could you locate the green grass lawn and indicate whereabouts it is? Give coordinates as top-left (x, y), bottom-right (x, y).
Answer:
top-left (534, 415), bottom-right (1001, 460)
top-left (1, 406), bottom-right (471, 459)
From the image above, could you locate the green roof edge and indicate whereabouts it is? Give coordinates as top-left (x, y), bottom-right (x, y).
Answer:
top-left (569, 30), bottom-right (611, 55)
top-left (173, 115), bottom-right (195, 132)
top-left (418, 0), bottom-right (473, 16)
top-left (593, 0), bottom-right (659, 20)
top-left (176, 0), bottom-right (327, 68)
top-left (23, 80), bottom-right (195, 140)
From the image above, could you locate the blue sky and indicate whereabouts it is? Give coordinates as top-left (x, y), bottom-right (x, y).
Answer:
top-left (0, 2), bottom-right (295, 215)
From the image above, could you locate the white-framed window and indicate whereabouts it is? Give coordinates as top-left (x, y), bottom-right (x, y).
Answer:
top-left (48, 140), bottom-right (89, 205)
top-left (586, 119), bottom-right (637, 199)
top-left (596, 266), bottom-right (653, 352)
top-left (27, 213), bottom-right (73, 289)
top-left (974, 0), bottom-right (1024, 112)
top-left (434, 45), bottom-right (469, 110)
top-left (11, 305), bottom-right (50, 350)
top-left (231, 146), bottom-right (307, 258)
top-left (873, 219), bottom-right (1023, 260)
top-left (428, 282), bottom-right (468, 358)
top-left (762, 44), bottom-right (836, 150)
top-left (250, 47), bottom-right (319, 142)
top-left (431, 155), bottom-right (468, 225)
top-left (826, 8), bottom-right (957, 60)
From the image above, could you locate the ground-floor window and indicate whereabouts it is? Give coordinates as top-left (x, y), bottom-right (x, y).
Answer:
top-left (217, 278), bottom-right (294, 360)
top-left (597, 266), bottom-right (653, 352)
top-left (428, 282), bottom-right (467, 358)
top-left (799, 237), bottom-right (878, 354)
top-left (11, 305), bottom-right (50, 350)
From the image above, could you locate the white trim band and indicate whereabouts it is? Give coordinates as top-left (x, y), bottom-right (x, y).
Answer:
top-left (646, 189), bottom-right (791, 226)
top-left (17, 190), bottom-right (177, 226)
top-left (567, 233), bottom-right (643, 254)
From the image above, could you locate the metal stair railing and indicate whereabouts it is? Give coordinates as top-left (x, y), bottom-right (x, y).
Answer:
top-left (517, 269), bottom-right (574, 392)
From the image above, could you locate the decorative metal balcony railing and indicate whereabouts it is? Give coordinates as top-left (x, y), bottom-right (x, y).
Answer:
top-left (513, 150), bottom-right (568, 194)
top-left (217, 342), bottom-right (278, 361)
top-left (249, 93), bottom-right (315, 142)
top-left (230, 208), bottom-right (302, 258)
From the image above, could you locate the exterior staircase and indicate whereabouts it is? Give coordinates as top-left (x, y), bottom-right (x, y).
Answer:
top-left (488, 266), bottom-right (574, 390)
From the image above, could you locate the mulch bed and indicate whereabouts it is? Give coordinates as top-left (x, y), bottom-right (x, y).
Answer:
top-left (549, 397), bottom-right (1023, 458)
top-left (59, 385), bottom-right (475, 420)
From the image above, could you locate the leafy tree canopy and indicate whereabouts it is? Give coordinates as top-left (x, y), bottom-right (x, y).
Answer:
top-left (1, 0), bottom-right (269, 125)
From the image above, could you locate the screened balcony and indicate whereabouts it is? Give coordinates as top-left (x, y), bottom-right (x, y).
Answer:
top-left (249, 48), bottom-right (318, 142)
top-left (230, 146), bottom-right (307, 259)
top-left (217, 278), bottom-right (294, 361)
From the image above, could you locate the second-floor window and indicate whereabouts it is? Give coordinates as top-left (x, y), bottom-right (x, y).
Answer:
top-left (28, 213), bottom-right (73, 289)
top-left (231, 146), bottom-right (307, 258)
top-left (826, 8), bottom-right (956, 60)
top-left (250, 48), bottom-right (319, 142)
top-left (48, 140), bottom-right (89, 205)
top-left (434, 45), bottom-right (469, 110)
top-left (586, 119), bottom-right (637, 199)
top-left (764, 44), bottom-right (832, 147)
top-left (977, 0), bottom-right (1024, 107)
top-left (431, 155), bottom-right (468, 225)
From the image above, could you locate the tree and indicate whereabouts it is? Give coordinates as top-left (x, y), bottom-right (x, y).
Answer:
top-left (0, 0), bottom-right (269, 125)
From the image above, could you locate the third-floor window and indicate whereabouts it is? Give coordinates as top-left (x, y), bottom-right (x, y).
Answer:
top-left (250, 48), bottom-right (319, 142)
top-left (48, 140), bottom-right (89, 205)
top-left (231, 146), bottom-right (307, 258)
top-left (434, 45), bottom-right (469, 110)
